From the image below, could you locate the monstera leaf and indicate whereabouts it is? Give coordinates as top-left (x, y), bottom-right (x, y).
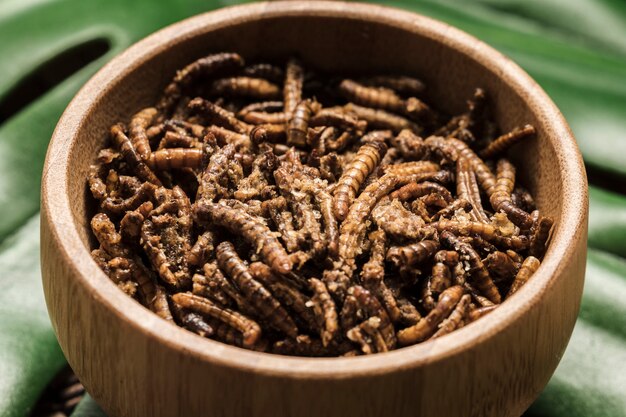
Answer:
top-left (0, 1), bottom-right (624, 417)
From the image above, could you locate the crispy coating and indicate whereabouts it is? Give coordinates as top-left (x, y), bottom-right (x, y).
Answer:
top-left (489, 159), bottom-right (533, 229)
top-left (431, 219), bottom-right (529, 251)
top-left (529, 216), bottom-right (554, 258)
top-left (283, 58), bottom-right (304, 114)
top-left (432, 294), bottom-right (471, 338)
top-left (371, 199), bottom-right (433, 240)
top-left (194, 200), bottom-right (292, 274)
top-left (110, 124), bottom-right (162, 186)
top-left (333, 141), bottom-right (387, 221)
top-left (309, 278), bottom-right (339, 346)
top-left (129, 107), bottom-right (157, 161)
top-left (386, 240), bottom-right (439, 269)
top-left (389, 181), bottom-right (452, 202)
top-left (188, 97), bottom-right (251, 134)
top-left (349, 285), bottom-right (396, 350)
top-left (345, 103), bottom-right (420, 133)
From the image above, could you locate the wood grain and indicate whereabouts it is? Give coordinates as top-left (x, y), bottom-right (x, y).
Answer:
top-left (40, 2), bottom-right (588, 416)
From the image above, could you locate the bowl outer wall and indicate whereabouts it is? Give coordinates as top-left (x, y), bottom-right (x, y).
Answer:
top-left (40, 2), bottom-right (588, 417)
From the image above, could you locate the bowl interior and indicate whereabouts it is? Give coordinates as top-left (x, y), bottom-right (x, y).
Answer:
top-left (55, 2), bottom-right (582, 369)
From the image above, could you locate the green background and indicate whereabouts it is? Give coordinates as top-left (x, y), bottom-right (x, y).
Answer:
top-left (1, 0), bottom-right (625, 416)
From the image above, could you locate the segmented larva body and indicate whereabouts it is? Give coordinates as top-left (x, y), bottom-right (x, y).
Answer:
top-left (389, 180), bottom-right (452, 202)
top-left (345, 103), bottom-right (420, 133)
top-left (147, 148), bottom-right (203, 171)
top-left (238, 100), bottom-right (284, 117)
top-left (310, 108), bottom-right (362, 130)
top-left (188, 97), bottom-right (251, 134)
top-left (432, 294), bottom-right (471, 338)
top-left (194, 200), bottom-right (293, 274)
top-left (110, 124), bottom-right (162, 186)
top-left (333, 141), bottom-right (387, 221)
top-left (171, 292), bottom-right (262, 349)
top-left (440, 231), bottom-right (501, 304)
top-left (360, 75), bottom-right (425, 96)
top-left (242, 63), bottom-right (284, 84)
top-left (210, 76), bottom-right (281, 100)
top-left (480, 124), bottom-right (536, 159)
top-left (216, 242), bottom-right (298, 338)
top-left (339, 79), bottom-right (405, 114)
top-left (397, 285), bottom-right (464, 346)
top-left (489, 159), bottom-right (534, 229)
top-left (386, 240), bottom-right (439, 269)
top-left (529, 216), bottom-right (554, 258)
top-left (431, 219), bottom-right (529, 251)
top-left (283, 58), bottom-right (304, 114)
top-left (508, 256), bottom-right (541, 295)
top-left (349, 285), bottom-right (397, 350)
top-left (129, 107), bottom-right (157, 161)
top-left (309, 278), bottom-right (339, 346)
top-left (287, 100), bottom-right (318, 147)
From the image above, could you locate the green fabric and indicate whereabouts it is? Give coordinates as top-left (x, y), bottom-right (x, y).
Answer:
top-left (0, 1), bottom-right (624, 416)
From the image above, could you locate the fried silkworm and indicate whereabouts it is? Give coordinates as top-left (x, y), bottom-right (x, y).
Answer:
top-left (480, 124), bottom-right (536, 159)
top-left (508, 256), bottom-right (541, 296)
top-left (194, 201), bottom-right (292, 274)
top-left (333, 141), bottom-right (387, 221)
top-left (216, 242), bottom-right (298, 337)
top-left (210, 77), bottom-right (281, 100)
top-left (397, 285), bottom-right (464, 346)
top-left (172, 292), bottom-right (261, 349)
top-left (90, 53), bottom-right (550, 356)
top-left (440, 231), bottom-right (501, 304)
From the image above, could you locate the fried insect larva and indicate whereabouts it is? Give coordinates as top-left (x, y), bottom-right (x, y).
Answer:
top-left (210, 76), bottom-right (281, 100)
top-left (347, 317), bottom-right (387, 354)
top-left (480, 124), bottom-right (536, 159)
top-left (431, 219), bottom-right (529, 251)
top-left (196, 143), bottom-right (237, 201)
top-left (119, 201), bottom-right (153, 243)
top-left (431, 261), bottom-right (453, 294)
top-left (489, 159), bottom-right (533, 229)
top-left (468, 305), bottom-right (498, 322)
top-left (110, 124), bottom-right (162, 186)
top-left (216, 242), bottom-right (298, 337)
top-left (194, 201), bottom-right (292, 274)
top-left (129, 107), bottom-right (157, 161)
top-left (344, 103), bottom-right (420, 133)
top-left (187, 230), bottom-right (216, 266)
top-left (283, 58), bottom-right (304, 114)
top-left (383, 160), bottom-right (440, 178)
top-left (91, 213), bottom-right (129, 258)
top-left (389, 180), bottom-right (452, 202)
top-left (238, 100), bottom-right (284, 117)
top-left (508, 256), bottom-right (541, 296)
top-left (141, 221), bottom-right (190, 289)
top-left (101, 182), bottom-right (157, 215)
top-left (242, 63), bottom-right (284, 84)
top-left (339, 79), bottom-right (403, 110)
top-left (147, 148), bottom-right (203, 171)
top-left (287, 100), bottom-right (319, 147)
top-left (349, 285), bottom-right (396, 350)
top-left (390, 129), bottom-right (424, 159)
top-left (241, 111), bottom-right (289, 125)
top-left (309, 108), bottom-right (361, 130)
top-left (338, 174), bottom-right (400, 263)
top-left (511, 186), bottom-right (536, 213)
top-left (308, 278), bottom-right (339, 346)
top-left (484, 251), bottom-right (519, 282)
top-left (262, 197), bottom-right (300, 253)
top-left (360, 75), bottom-right (425, 96)
top-left (170, 301), bottom-right (214, 337)
top-left (250, 124), bottom-right (286, 144)
top-left (206, 125), bottom-right (251, 149)
top-left (171, 292), bottom-right (262, 349)
top-left (440, 231), bottom-right (501, 304)
top-left (456, 156), bottom-right (489, 223)
top-left (188, 97), bottom-right (251, 134)
top-left (333, 141), bottom-right (388, 221)
top-left (157, 52), bottom-right (244, 115)
top-left (249, 262), bottom-right (318, 332)
top-left (157, 131), bottom-right (197, 150)
top-left (529, 216), bottom-right (554, 258)
top-left (446, 137), bottom-right (497, 195)
top-left (397, 285), bottom-right (464, 346)
top-left (432, 294), bottom-right (471, 338)
top-left (386, 240), bottom-right (439, 269)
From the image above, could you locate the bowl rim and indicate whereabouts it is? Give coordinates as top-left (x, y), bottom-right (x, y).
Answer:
top-left (41, 0), bottom-right (588, 379)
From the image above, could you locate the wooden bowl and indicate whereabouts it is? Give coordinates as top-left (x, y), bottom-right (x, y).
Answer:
top-left (40, 2), bottom-right (588, 416)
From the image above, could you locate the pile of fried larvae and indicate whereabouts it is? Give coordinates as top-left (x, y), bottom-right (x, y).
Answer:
top-left (88, 52), bottom-right (553, 356)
